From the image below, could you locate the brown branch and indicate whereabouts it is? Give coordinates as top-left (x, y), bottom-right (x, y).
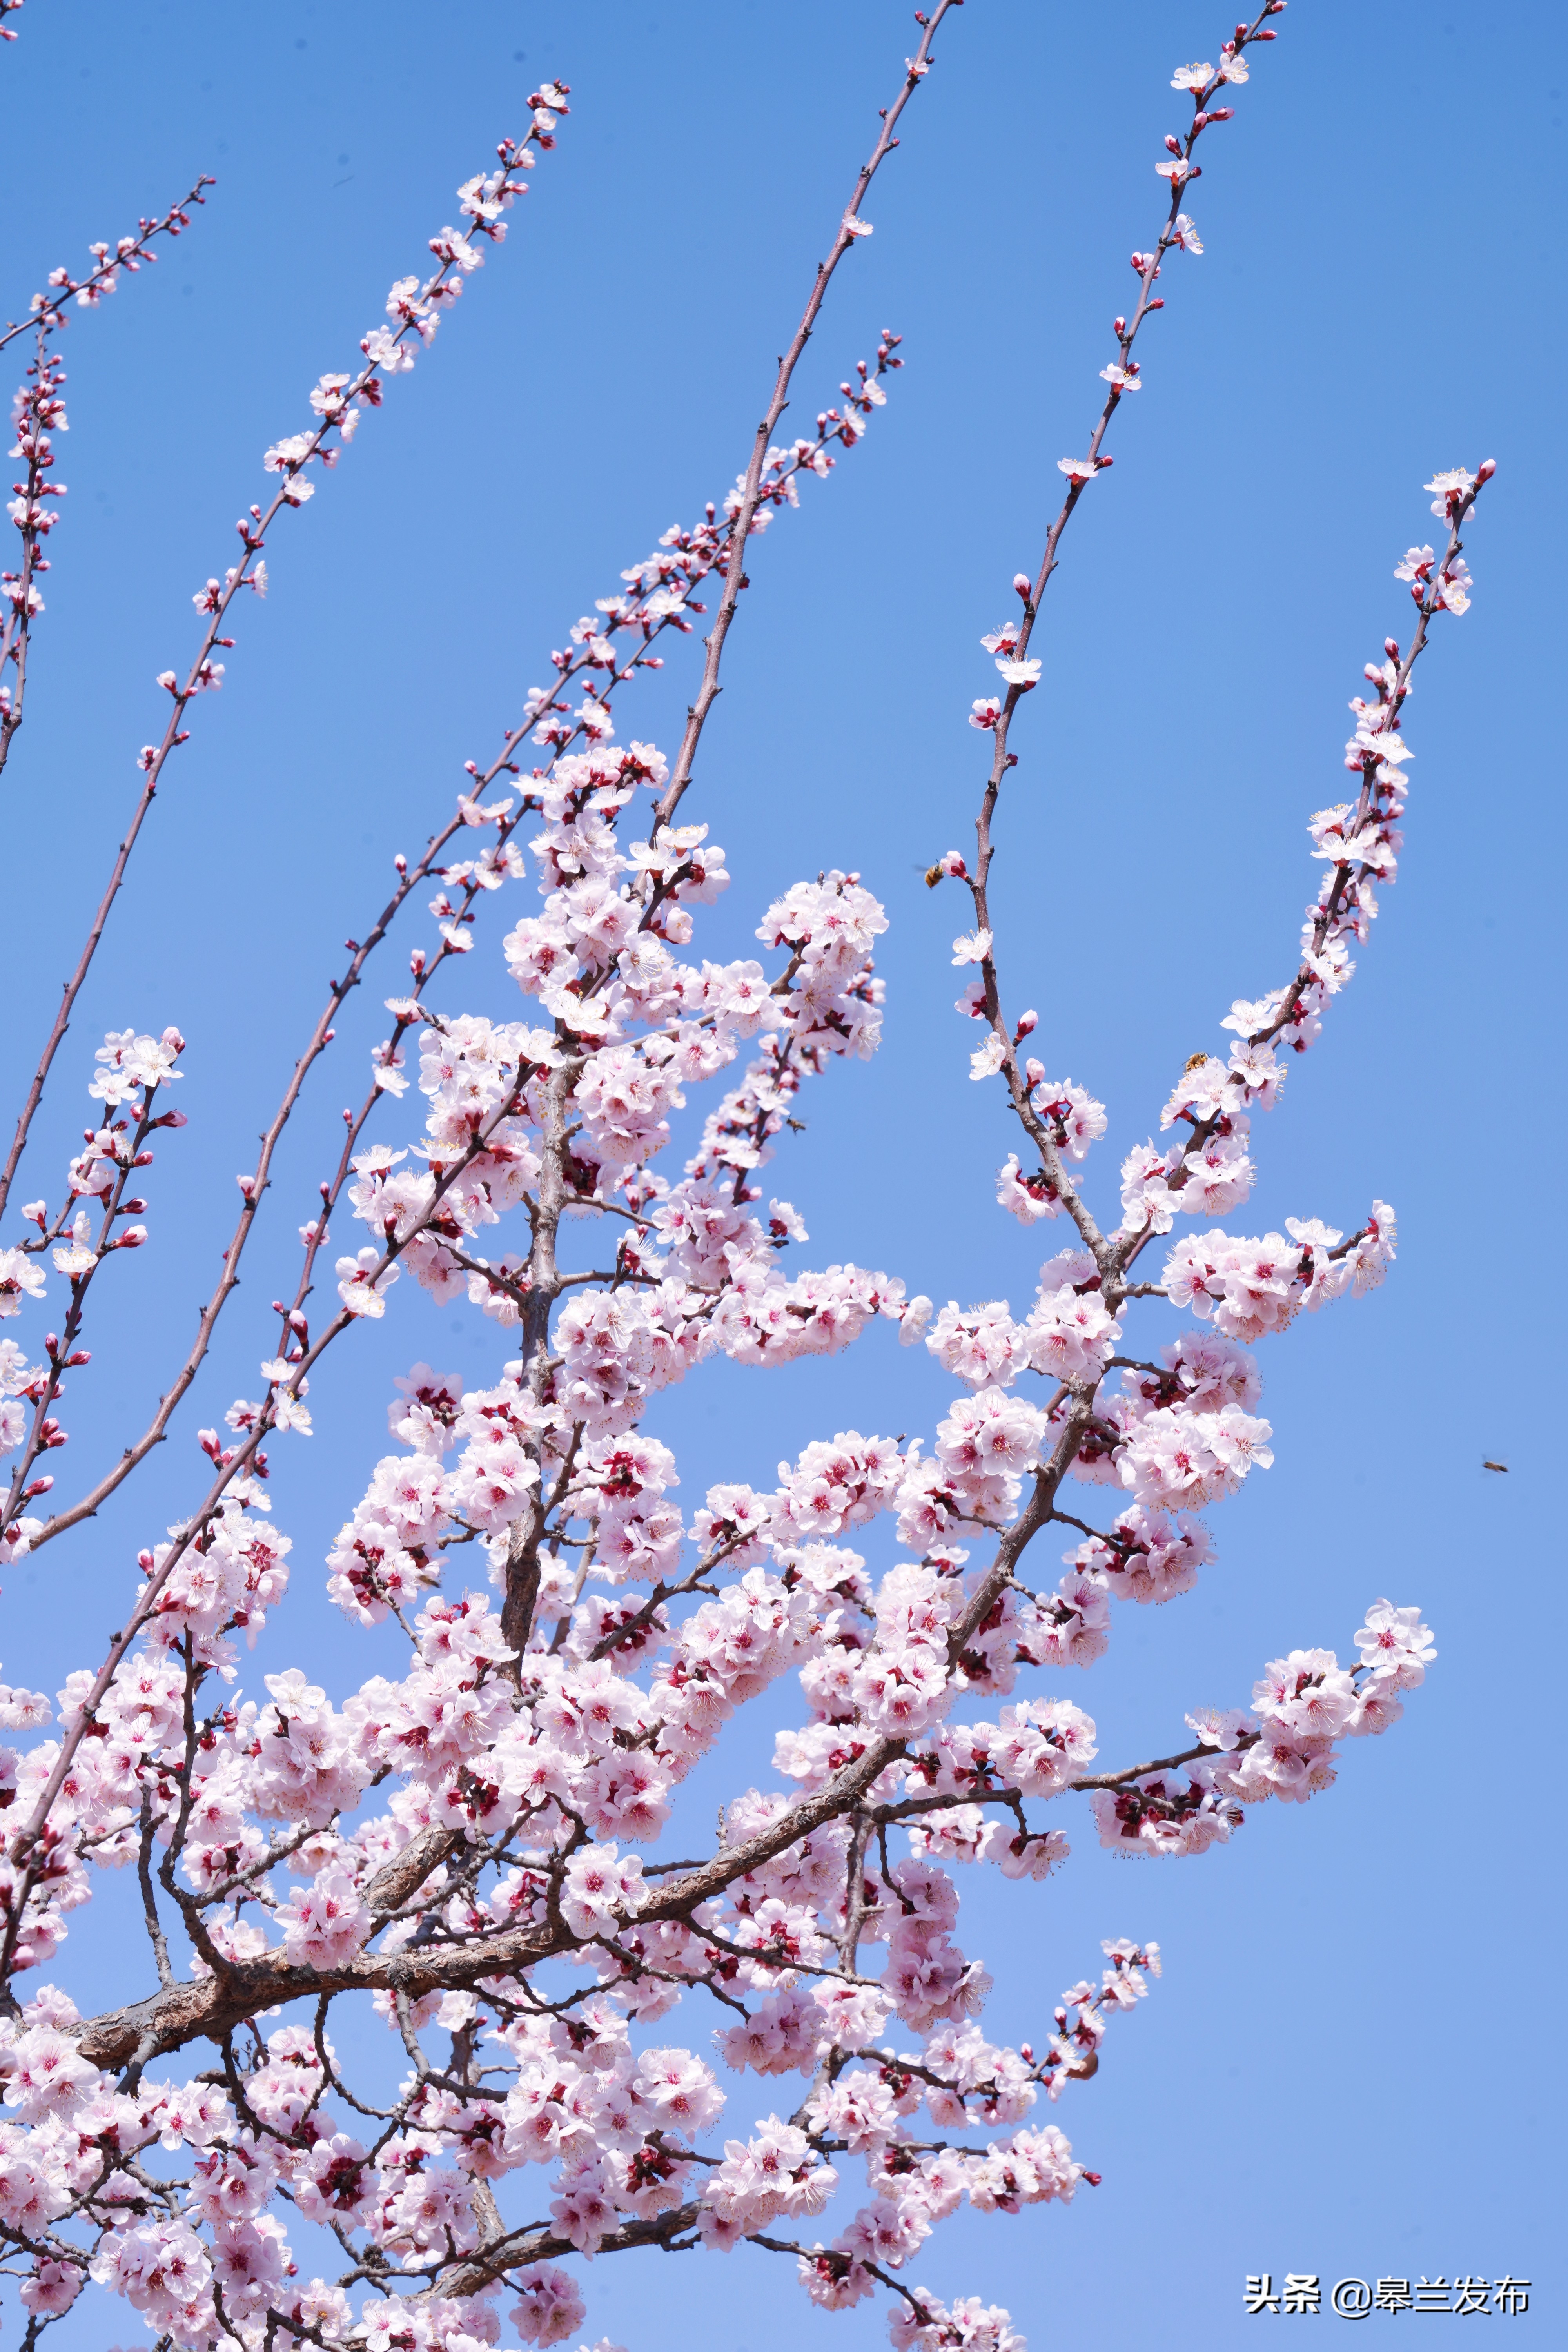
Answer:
top-left (1069, 1739), bottom-right (1236, 1793)
top-left (0, 172), bottom-right (216, 358)
top-left (1111, 489), bottom-right (1489, 1282)
top-left (956, 8), bottom-right (1287, 1277)
top-left (0, 154), bottom-right (532, 1228)
top-left (432, 2200), bottom-right (705, 2301)
top-left (363, 1826), bottom-right (466, 1922)
top-left (652, 0), bottom-right (959, 832)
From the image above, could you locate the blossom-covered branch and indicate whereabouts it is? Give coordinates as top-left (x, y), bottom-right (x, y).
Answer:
top-left (2, 174), bottom-right (216, 782)
top-left (0, 169), bottom-right (214, 359)
top-left (0, 116), bottom-right (563, 1229)
top-left (654, 0), bottom-right (961, 831)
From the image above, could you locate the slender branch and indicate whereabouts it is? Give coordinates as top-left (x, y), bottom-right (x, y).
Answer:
top-left (0, 170), bottom-right (215, 357)
top-left (0, 148), bottom-right (532, 1225)
top-left (652, 0), bottom-right (959, 831)
top-left (1112, 480), bottom-right (1488, 1279)
top-left (134, 1788), bottom-right (173, 1990)
top-left (1070, 1740), bottom-right (1236, 1792)
top-left (952, 8), bottom-right (1286, 1274)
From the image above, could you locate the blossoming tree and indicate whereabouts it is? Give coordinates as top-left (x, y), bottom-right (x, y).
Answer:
top-left (0, 7), bottom-right (1488, 2352)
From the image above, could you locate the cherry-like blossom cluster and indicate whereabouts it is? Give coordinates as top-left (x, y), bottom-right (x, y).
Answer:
top-left (2, 172), bottom-right (217, 779)
top-left (0, 1029), bottom-right (186, 1565)
top-left (1087, 1601), bottom-right (1435, 1856)
top-left (1108, 513), bottom-right (1490, 1247)
top-left (1, 174), bottom-right (214, 352)
top-left (1, 345), bottom-right (66, 766)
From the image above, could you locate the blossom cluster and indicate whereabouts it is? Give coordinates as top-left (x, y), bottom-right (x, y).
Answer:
top-left (0, 491), bottom-right (1455, 2340)
top-left (0, 1029), bottom-right (187, 1564)
top-left (1084, 1600), bottom-right (1435, 1857)
top-left (258, 119), bottom-right (561, 509)
top-left (2, 347), bottom-right (66, 708)
top-left (6, 174), bottom-right (213, 343)
top-left (2, 172), bottom-right (218, 778)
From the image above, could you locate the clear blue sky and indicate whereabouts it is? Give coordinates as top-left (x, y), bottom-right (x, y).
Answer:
top-left (4, 2), bottom-right (1563, 2347)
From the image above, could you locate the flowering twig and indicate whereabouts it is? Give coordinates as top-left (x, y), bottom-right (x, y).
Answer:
top-left (2, 176), bottom-right (217, 783)
top-left (0, 171), bottom-right (214, 358)
top-left (653, 0), bottom-right (960, 831)
top-left (0, 128), bottom-right (558, 1227)
top-left (947, 5), bottom-right (1286, 1282)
